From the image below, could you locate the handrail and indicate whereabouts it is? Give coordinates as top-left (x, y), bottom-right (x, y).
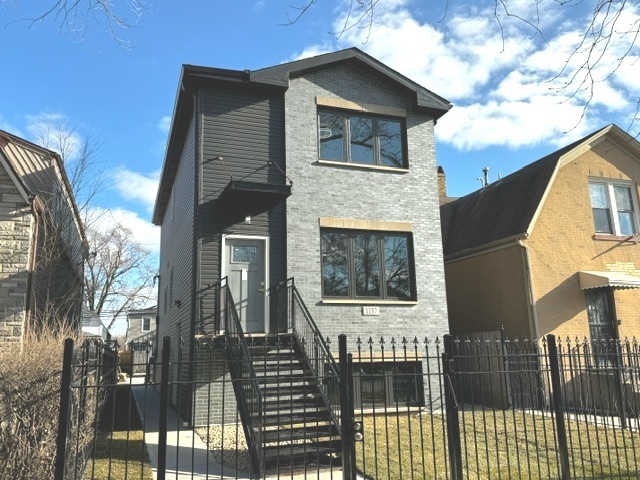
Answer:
top-left (216, 277), bottom-right (264, 475)
top-left (274, 278), bottom-right (343, 436)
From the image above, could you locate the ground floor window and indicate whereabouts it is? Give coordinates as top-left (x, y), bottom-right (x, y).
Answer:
top-left (353, 361), bottom-right (424, 408)
top-left (321, 228), bottom-right (415, 300)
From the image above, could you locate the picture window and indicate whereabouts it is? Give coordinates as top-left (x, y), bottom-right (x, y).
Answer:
top-left (321, 229), bottom-right (415, 300)
top-left (318, 110), bottom-right (406, 168)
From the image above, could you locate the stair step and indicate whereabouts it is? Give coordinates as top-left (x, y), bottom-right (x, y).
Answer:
top-left (263, 398), bottom-right (326, 410)
top-left (261, 413), bottom-right (333, 426)
top-left (262, 425), bottom-right (339, 443)
top-left (261, 404), bottom-right (330, 416)
top-left (263, 441), bottom-right (342, 469)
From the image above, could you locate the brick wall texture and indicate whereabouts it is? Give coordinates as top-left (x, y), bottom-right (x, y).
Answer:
top-left (528, 137), bottom-right (640, 340)
top-left (446, 136), bottom-right (640, 342)
top-left (0, 167), bottom-right (31, 349)
top-left (284, 63), bottom-right (450, 351)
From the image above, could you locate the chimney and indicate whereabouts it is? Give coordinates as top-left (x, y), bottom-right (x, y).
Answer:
top-left (437, 165), bottom-right (447, 198)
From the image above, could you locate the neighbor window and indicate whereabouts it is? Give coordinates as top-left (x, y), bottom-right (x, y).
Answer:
top-left (318, 110), bottom-right (406, 168)
top-left (589, 181), bottom-right (638, 236)
top-left (142, 317), bottom-right (151, 332)
top-left (321, 229), bottom-right (414, 300)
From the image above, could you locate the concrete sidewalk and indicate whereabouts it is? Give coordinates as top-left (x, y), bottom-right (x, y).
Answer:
top-left (129, 375), bottom-right (343, 479)
top-left (129, 375), bottom-right (252, 480)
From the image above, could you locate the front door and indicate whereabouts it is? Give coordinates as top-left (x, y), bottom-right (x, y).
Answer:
top-left (585, 288), bottom-right (617, 365)
top-left (224, 238), bottom-right (267, 334)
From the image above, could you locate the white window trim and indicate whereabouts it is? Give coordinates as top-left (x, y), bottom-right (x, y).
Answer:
top-left (141, 317), bottom-right (151, 332)
top-left (589, 178), bottom-right (640, 237)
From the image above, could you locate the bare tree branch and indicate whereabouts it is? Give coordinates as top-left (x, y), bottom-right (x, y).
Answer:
top-left (4, 0), bottom-right (149, 47)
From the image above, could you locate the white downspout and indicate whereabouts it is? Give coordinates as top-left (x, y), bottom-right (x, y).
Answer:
top-left (519, 238), bottom-right (541, 340)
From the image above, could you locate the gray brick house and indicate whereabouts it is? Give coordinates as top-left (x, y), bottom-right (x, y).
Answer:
top-left (152, 48), bottom-right (451, 469)
top-left (0, 130), bottom-right (87, 350)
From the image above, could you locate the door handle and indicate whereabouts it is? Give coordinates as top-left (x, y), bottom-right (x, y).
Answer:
top-left (257, 288), bottom-right (265, 292)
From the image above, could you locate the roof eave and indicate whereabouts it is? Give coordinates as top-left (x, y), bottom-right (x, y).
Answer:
top-left (444, 232), bottom-right (528, 263)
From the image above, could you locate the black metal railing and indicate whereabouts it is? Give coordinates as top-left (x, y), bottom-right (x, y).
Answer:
top-left (273, 278), bottom-right (343, 437)
top-left (50, 331), bottom-right (640, 479)
top-left (217, 278), bottom-right (264, 475)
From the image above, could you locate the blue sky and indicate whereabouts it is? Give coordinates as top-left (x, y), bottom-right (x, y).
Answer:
top-left (1, 0), bottom-right (639, 331)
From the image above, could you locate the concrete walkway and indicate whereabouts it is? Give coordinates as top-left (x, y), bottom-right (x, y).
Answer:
top-left (129, 375), bottom-right (253, 480)
top-left (129, 375), bottom-right (343, 480)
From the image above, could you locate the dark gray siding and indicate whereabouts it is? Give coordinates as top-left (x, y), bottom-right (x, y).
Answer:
top-left (157, 112), bottom-right (196, 415)
top-left (198, 85), bottom-right (287, 332)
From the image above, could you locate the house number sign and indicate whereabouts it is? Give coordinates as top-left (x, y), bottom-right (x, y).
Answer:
top-left (362, 306), bottom-right (380, 316)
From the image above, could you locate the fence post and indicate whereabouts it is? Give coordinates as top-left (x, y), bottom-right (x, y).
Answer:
top-left (443, 335), bottom-right (462, 480)
top-left (547, 334), bottom-right (571, 480)
top-left (339, 334), bottom-right (355, 480)
top-left (54, 338), bottom-right (74, 480)
top-left (157, 336), bottom-right (171, 480)
top-left (613, 340), bottom-right (627, 429)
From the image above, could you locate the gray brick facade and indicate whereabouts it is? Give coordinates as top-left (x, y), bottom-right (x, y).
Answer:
top-left (284, 64), bottom-right (449, 349)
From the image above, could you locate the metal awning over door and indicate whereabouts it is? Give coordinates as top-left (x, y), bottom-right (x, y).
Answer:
top-left (579, 270), bottom-right (640, 290)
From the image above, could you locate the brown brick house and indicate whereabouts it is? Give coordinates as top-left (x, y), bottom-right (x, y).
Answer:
top-left (441, 124), bottom-right (640, 343)
top-left (0, 130), bottom-right (87, 349)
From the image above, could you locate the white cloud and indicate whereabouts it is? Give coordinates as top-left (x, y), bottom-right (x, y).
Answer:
top-left (112, 168), bottom-right (160, 213)
top-left (301, 0), bottom-right (640, 150)
top-left (158, 116), bottom-right (171, 134)
top-left (25, 112), bottom-right (83, 160)
top-left (87, 206), bottom-right (160, 253)
top-left (0, 116), bottom-right (23, 137)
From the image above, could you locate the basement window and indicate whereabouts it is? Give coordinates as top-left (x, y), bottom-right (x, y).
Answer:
top-left (353, 361), bottom-right (424, 408)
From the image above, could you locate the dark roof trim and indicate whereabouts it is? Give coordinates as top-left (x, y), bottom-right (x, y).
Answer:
top-left (251, 48), bottom-right (451, 117)
top-left (0, 130), bottom-right (88, 250)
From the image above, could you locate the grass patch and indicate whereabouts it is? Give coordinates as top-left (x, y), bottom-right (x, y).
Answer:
top-left (356, 410), bottom-right (640, 479)
top-left (85, 430), bottom-right (153, 480)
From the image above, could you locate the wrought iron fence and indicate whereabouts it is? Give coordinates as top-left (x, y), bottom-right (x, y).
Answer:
top-left (51, 332), bottom-right (640, 479)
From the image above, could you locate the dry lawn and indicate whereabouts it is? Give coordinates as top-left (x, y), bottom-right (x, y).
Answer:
top-left (356, 410), bottom-right (640, 479)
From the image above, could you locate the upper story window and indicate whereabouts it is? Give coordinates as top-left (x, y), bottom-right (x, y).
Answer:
top-left (142, 317), bottom-right (151, 332)
top-left (318, 110), bottom-right (406, 169)
top-left (588, 181), bottom-right (638, 236)
top-left (321, 228), bottom-right (415, 300)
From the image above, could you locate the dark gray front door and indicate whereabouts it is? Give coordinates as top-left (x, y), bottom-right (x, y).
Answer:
top-left (585, 288), bottom-right (618, 365)
top-left (225, 238), bottom-right (266, 334)
top-left (585, 288), bottom-right (616, 341)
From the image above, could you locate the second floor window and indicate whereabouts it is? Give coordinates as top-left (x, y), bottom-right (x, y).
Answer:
top-left (589, 181), bottom-right (638, 236)
top-left (142, 317), bottom-right (151, 332)
top-left (318, 110), bottom-right (406, 168)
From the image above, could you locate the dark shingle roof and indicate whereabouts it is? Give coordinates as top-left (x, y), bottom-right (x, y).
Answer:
top-left (440, 127), bottom-right (610, 258)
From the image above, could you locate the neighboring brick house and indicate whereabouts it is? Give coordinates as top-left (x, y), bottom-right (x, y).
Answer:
top-left (152, 47), bottom-right (451, 435)
top-left (441, 124), bottom-right (640, 343)
top-left (0, 130), bottom-right (87, 349)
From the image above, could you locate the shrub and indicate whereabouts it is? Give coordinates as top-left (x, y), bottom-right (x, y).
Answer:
top-left (0, 328), bottom-right (108, 478)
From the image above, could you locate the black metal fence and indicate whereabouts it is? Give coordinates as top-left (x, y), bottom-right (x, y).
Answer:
top-left (51, 333), bottom-right (640, 479)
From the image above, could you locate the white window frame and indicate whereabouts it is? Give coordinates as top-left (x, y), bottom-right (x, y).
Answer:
top-left (588, 179), bottom-right (640, 237)
top-left (141, 317), bottom-right (151, 332)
